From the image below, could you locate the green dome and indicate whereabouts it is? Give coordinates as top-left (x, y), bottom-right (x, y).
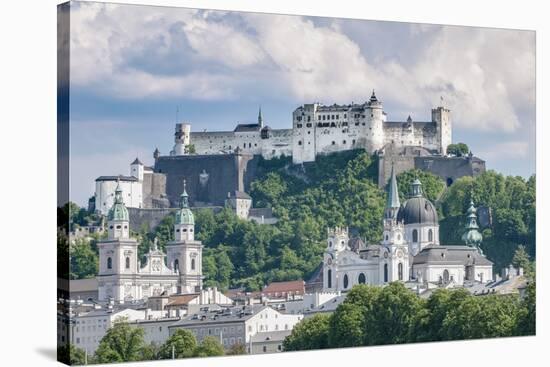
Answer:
top-left (108, 182), bottom-right (129, 222)
top-left (175, 180), bottom-right (194, 225)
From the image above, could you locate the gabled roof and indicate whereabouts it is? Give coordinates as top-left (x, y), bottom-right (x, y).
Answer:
top-left (166, 294), bottom-right (199, 307)
top-left (413, 245), bottom-right (493, 266)
top-left (262, 280), bottom-right (305, 295)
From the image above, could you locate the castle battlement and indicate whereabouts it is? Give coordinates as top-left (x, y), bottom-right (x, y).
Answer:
top-left (167, 92), bottom-right (452, 165)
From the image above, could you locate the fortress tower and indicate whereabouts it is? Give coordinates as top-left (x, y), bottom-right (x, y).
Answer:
top-left (432, 98), bottom-right (452, 155)
top-left (172, 122), bottom-right (191, 156)
top-left (366, 90), bottom-right (385, 152)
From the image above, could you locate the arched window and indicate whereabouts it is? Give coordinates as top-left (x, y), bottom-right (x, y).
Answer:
top-left (443, 269), bottom-right (450, 283)
top-left (428, 229), bottom-right (433, 242)
top-left (191, 258), bottom-right (196, 271)
top-left (125, 257), bottom-right (130, 269)
top-left (358, 273), bottom-right (366, 284)
top-left (398, 262), bottom-right (403, 281)
top-left (174, 259), bottom-right (179, 272)
top-left (107, 257), bottom-right (112, 269)
top-left (412, 229), bottom-right (418, 242)
top-left (384, 264), bottom-right (388, 283)
top-left (327, 269), bottom-right (332, 288)
top-left (343, 274), bottom-right (349, 289)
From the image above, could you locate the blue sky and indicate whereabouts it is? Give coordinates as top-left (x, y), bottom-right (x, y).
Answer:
top-left (67, 2), bottom-right (536, 206)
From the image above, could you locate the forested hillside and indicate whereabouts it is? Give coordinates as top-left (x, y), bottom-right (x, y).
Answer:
top-left (65, 150), bottom-right (536, 290)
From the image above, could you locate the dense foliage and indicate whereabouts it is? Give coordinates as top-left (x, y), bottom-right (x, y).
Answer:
top-left (438, 172), bottom-right (536, 271)
top-left (67, 150), bottom-right (535, 291)
top-left (284, 282), bottom-right (535, 351)
top-left (446, 143), bottom-right (470, 157)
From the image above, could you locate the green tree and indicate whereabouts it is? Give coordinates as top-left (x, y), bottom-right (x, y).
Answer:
top-left (365, 282), bottom-right (424, 345)
top-left (283, 313), bottom-right (331, 351)
top-left (94, 320), bottom-right (147, 363)
top-left (516, 280), bottom-right (536, 335)
top-left (57, 344), bottom-right (87, 365)
top-left (446, 143), bottom-right (470, 157)
top-left (328, 302), bottom-right (365, 347)
top-left (396, 169), bottom-right (446, 203)
top-left (512, 245), bottom-right (532, 274)
top-left (69, 238), bottom-right (98, 280)
top-left (442, 295), bottom-right (521, 339)
top-left (194, 336), bottom-right (225, 357)
top-left (158, 329), bottom-right (197, 359)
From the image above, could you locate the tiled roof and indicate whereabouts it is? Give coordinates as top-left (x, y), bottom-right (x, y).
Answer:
top-left (234, 123), bottom-right (261, 132)
top-left (250, 330), bottom-right (292, 343)
top-left (262, 280), bottom-right (305, 295)
top-left (166, 294), bottom-right (199, 307)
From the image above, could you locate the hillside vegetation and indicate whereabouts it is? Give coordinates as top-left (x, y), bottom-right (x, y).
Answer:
top-left (65, 150), bottom-right (536, 290)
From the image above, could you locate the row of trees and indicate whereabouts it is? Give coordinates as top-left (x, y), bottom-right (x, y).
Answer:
top-left (58, 320), bottom-right (242, 365)
top-left (284, 281), bottom-right (536, 351)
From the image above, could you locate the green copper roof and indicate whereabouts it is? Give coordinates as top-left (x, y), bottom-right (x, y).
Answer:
top-left (462, 199), bottom-right (483, 247)
top-left (386, 164), bottom-right (400, 209)
top-left (176, 179), bottom-right (194, 225)
top-left (107, 181), bottom-right (129, 222)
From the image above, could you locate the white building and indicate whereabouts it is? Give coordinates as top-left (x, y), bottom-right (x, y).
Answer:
top-left (178, 93), bottom-right (451, 164)
top-left (168, 305), bottom-right (302, 353)
top-left (72, 308), bottom-right (158, 354)
top-left (97, 179), bottom-right (203, 302)
top-left (94, 158), bottom-right (147, 215)
top-left (322, 164), bottom-right (492, 292)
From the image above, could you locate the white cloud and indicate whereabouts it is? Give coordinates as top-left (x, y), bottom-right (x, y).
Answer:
top-left (477, 141), bottom-right (529, 160)
top-left (68, 2), bottom-right (535, 133)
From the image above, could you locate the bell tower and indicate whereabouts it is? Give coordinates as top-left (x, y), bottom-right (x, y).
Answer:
top-left (166, 179), bottom-right (203, 294)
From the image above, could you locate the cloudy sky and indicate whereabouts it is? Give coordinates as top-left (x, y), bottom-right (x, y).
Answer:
top-left (66, 2), bottom-right (536, 206)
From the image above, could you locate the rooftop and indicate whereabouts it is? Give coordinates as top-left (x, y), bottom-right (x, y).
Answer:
top-left (170, 305), bottom-right (269, 327)
top-left (95, 175), bottom-right (138, 182)
top-left (250, 330), bottom-right (292, 343)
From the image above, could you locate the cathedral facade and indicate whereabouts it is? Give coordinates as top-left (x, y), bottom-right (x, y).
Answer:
top-left (172, 92), bottom-right (451, 164)
top-left (322, 165), bottom-right (493, 292)
top-left (97, 180), bottom-right (203, 302)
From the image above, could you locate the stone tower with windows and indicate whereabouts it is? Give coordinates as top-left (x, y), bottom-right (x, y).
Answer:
top-left (166, 179), bottom-right (204, 294)
top-left (323, 226), bottom-right (349, 291)
top-left (97, 181), bottom-right (140, 302)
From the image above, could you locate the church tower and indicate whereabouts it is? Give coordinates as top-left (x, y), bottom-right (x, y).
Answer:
top-left (97, 181), bottom-right (140, 302)
top-left (166, 180), bottom-right (204, 294)
top-left (323, 226), bottom-right (349, 291)
top-left (380, 165), bottom-right (409, 283)
top-left (462, 199), bottom-right (483, 253)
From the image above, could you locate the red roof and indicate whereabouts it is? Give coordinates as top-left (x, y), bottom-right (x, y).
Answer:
top-left (262, 280), bottom-right (305, 296)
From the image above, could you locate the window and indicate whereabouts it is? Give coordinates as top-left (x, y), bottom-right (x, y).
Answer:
top-left (428, 229), bottom-right (433, 242)
top-left (443, 269), bottom-right (450, 283)
top-left (191, 258), bottom-right (196, 270)
top-left (107, 257), bottom-right (112, 269)
top-left (125, 257), bottom-right (130, 269)
top-left (343, 274), bottom-right (349, 289)
top-left (116, 225), bottom-right (121, 229)
top-left (298, 140), bottom-right (302, 146)
top-left (398, 262), bottom-right (403, 281)
top-left (412, 229), bottom-right (418, 242)
top-left (327, 269), bottom-right (332, 288)
top-left (263, 346), bottom-right (267, 353)
top-left (332, 141), bottom-right (335, 145)
top-left (343, 140), bottom-right (346, 144)
top-left (358, 273), bottom-right (366, 284)
top-left (174, 259), bottom-right (179, 271)
top-left (384, 264), bottom-right (388, 282)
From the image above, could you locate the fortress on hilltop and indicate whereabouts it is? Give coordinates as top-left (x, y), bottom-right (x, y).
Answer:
top-left (91, 92), bottom-right (485, 223)
top-left (177, 91), bottom-right (451, 164)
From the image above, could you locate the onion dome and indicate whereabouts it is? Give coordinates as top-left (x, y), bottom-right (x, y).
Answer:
top-left (462, 199), bottom-right (483, 247)
top-left (397, 178), bottom-right (438, 225)
top-left (176, 179), bottom-right (194, 225)
top-left (108, 180), bottom-right (129, 221)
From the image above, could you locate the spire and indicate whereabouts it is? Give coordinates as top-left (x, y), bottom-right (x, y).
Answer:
top-left (114, 178), bottom-right (123, 204)
top-left (258, 105), bottom-right (263, 128)
top-left (462, 198), bottom-right (483, 251)
top-left (384, 163), bottom-right (400, 219)
top-left (370, 89), bottom-right (378, 102)
top-left (180, 179), bottom-right (189, 208)
top-left (108, 178), bottom-right (129, 222)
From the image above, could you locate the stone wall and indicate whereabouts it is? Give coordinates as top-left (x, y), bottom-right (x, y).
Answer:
top-left (378, 144), bottom-right (486, 188)
top-left (154, 153), bottom-right (260, 207)
top-left (142, 172), bottom-right (168, 208)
